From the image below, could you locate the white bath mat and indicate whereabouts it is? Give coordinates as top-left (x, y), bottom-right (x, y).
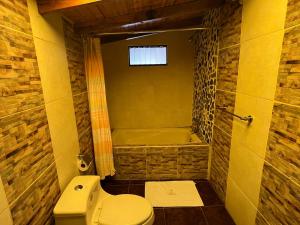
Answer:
top-left (145, 181), bottom-right (204, 207)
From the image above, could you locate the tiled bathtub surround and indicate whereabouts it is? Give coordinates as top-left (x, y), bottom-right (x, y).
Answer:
top-left (113, 145), bottom-right (209, 180)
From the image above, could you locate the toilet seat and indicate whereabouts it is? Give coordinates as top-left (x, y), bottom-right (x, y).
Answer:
top-left (97, 194), bottom-right (153, 225)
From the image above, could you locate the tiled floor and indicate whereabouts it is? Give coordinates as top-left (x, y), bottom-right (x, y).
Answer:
top-left (101, 179), bottom-right (236, 225)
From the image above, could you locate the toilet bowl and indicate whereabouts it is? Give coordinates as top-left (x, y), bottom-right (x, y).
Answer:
top-left (54, 176), bottom-right (154, 225)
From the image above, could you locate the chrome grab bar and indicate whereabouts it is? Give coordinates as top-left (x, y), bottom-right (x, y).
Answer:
top-left (217, 107), bottom-right (253, 124)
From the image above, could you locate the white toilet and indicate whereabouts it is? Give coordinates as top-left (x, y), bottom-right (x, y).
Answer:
top-left (54, 176), bottom-right (154, 225)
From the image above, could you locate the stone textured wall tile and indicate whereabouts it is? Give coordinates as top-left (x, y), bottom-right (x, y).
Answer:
top-left (0, 106), bottom-right (55, 204)
top-left (285, 0), bottom-right (300, 28)
top-left (0, 0), bottom-right (32, 34)
top-left (219, 2), bottom-right (242, 49)
top-left (217, 46), bottom-right (240, 92)
top-left (63, 19), bottom-right (87, 95)
top-left (210, 150), bottom-right (228, 202)
top-left (0, 28), bottom-right (44, 117)
top-left (146, 147), bottom-right (178, 180)
top-left (113, 147), bottom-right (146, 180)
top-left (257, 163), bottom-right (300, 225)
top-left (265, 103), bottom-right (300, 184)
top-left (214, 90), bottom-right (236, 135)
top-left (178, 146), bottom-right (208, 179)
top-left (73, 92), bottom-right (91, 136)
top-left (276, 25), bottom-right (300, 106)
top-left (10, 164), bottom-right (60, 225)
top-left (255, 212), bottom-right (270, 225)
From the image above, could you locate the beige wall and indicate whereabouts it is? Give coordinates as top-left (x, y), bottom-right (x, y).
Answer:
top-left (225, 0), bottom-right (288, 225)
top-left (27, 0), bottom-right (80, 190)
top-left (102, 32), bottom-right (194, 129)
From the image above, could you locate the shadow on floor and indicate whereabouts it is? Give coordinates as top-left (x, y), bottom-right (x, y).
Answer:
top-left (101, 179), bottom-right (235, 225)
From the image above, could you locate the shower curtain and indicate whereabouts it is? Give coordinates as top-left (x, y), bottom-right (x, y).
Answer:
top-left (83, 37), bottom-right (115, 179)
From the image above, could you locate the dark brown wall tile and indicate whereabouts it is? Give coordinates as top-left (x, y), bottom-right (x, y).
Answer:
top-left (63, 19), bottom-right (87, 95)
top-left (257, 163), bottom-right (300, 225)
top-left (214, 90), bottom-right (236, 135)
top-left (219, 2), bottom-right (242, 49)
top-left (217, 46), bottom-right (240, 92)
top-left (0, 0), bottom-right (32, 34)
top-left (10, 164), bottom-right (60, 225)
top-left (265, 103), bottom-right (300, 184)
top-left (285, 0), bottom-right (300, 28)
top-left (73, 92), bottom-right (91, 136)
top-left (255, 212), bottom-right (269, 225)
top-left (0, 28), bottom-right (44, 117)
top-left (276, 25), bottom-right (300, 106)
top-left (0, 106), bottom-right (55, 203)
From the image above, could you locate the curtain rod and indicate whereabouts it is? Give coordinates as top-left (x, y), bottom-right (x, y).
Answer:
top-left (95, 27), bottom-right (209, 36)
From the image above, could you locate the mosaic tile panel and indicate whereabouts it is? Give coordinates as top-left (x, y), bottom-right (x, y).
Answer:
top-left (63, 19), bottom-right (87, 96)
top-left (0, 105), bottom-right (55, 204)
top-left (217, 46), bottom-right (240, 92)
top-left (276, 25), bottom-right (300, 106)
top-left (10, 163), bottom-right (60, 225)
top-left (214, 90), bottom-right (236, 135)
top-left (178, 146), bottom-right (208, 179)
top-left (0, 0), bottom-right (32, 34)
top-left (0, 27), bottom-right (44, 118)
top-left (146, 147), bottom-right (178, 180)
top-left (219, 2), bottom-right (242, 49)
top-left (285, 0), bottom-right (300, 28)
top-left (73, 92), bottom-right (91, 136)
top-left (265, 103), bottom-right (300, 184)
top-left (257, 163), bottom-right (300, 225)
top-left (191, 9), bottom-right (220, 144)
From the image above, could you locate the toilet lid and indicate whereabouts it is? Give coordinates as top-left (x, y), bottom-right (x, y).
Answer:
top-left (98, 194), bottom-right (153, 225)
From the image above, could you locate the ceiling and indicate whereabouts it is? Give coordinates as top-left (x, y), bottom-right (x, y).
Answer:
top-left (37, 0), bottom-right (225, 42)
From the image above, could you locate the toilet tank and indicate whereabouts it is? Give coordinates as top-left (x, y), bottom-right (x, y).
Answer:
top-left (54, 176), bottom-right (101, 225)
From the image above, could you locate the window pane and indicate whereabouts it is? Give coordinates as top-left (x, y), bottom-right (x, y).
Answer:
top-left (129, 46), bottom-right (167, 66)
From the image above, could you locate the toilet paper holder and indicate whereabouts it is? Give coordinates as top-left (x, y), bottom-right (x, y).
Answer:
top-left (77, 154), bottom-right (92, 172)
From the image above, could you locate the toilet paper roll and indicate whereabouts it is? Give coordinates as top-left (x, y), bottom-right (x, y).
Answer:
top-left (77, 159), bottom-right (90, 172)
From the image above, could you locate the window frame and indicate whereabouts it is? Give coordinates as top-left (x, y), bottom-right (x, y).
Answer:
top-left (128, 45), bottom-right (168, 67)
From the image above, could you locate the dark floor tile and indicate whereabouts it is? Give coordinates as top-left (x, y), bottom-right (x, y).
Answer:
top-left (196, 181), bottom-right (223, 206)
top-left (129, 184), bottom-right (145, 197)
top-left (153, 208), bottom-right (166, 225)
top-left (202, 206), bottom-right (235, 225)
top-left (102, 184), bottom-right (129, 195)
top-left (164, 207), bottom-right (207, 225)
top-left (130, 180), bottom-right (146, 185)
top-left (101, 178), bottom-right (130, 186)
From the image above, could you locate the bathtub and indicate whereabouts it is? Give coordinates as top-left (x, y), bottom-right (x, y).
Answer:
top-left (111, 128), bottom-right (209, 180)
top-left (112, 128), bottom-right (203, 146)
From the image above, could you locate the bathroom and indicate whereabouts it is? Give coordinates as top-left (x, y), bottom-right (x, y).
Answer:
top-left (0, 0), bottom-right (299, 225)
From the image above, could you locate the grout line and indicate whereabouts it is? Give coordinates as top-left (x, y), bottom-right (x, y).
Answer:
top-left (213, 125), bottom-right (232, 138)
top-left (73, 91), bottom-right (88, 98)
top-left (216, 88), bottom-right (236, 95)
top-left (284, 22), bottom-right (300, 31)
top-left (0, 104), bottom-right (45, 120)
top-left (219, 43), bottom-right (240, 51)
top-left (0, 24), bottom-right (33, 38)
top-left (274, 100), bottom-right (300, 109)
top-left (8, 161), bottom-right (58, 208)
top-left (200, 207), bottom-right (209, 225)
top-left (162, 207), bottom-right (167, 225)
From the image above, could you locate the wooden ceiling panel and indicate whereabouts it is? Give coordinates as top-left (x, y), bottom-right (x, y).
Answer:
top-left (38, 0), bottom-right (225, 37)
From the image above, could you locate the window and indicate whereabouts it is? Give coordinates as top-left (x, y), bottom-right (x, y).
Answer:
top-left (129, 45), bottom-right (167, 66)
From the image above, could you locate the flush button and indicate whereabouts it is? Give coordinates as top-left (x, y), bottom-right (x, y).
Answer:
top-left (75, 184), bottom-right (83, 191)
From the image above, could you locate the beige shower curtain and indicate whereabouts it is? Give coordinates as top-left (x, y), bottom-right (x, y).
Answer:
top-left (83, 37), bottom-right (115, 179)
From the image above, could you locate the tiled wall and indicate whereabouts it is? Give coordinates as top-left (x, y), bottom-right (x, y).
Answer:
top-left (255, 0), bottom-right (300, 224)
top-left (0, 0), bottom-right (60, 224)
top-left (63, 19), bottom-right (96, 175)
top-left (27, 0), bottom-right (81, 191)
top-left (191, 9), bottom-right (220, 143)
top-left (113, 145), bottom-right (209, 180)
top-left (210, 2), bottom-right (242, 202)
